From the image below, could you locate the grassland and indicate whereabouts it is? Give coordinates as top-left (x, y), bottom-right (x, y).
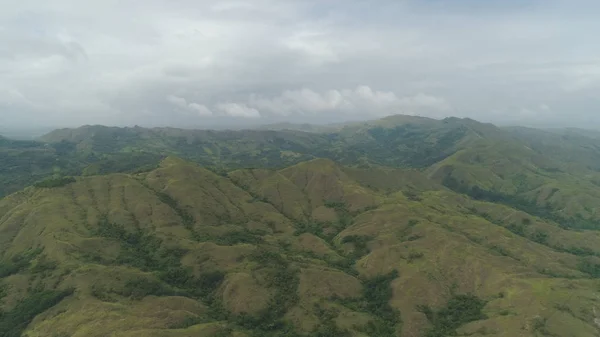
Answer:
top-left (3, 115), bottom-right (600, 336)
top-left (1, 115), bottom-right (600, 235)
top-left (0, 155), bottom-right (600, 336)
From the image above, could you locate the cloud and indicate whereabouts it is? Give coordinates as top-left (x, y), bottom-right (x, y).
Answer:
top-left (217, 103), bottom-right (260, 118)
top-left (248, 86), bottom-right (450, 117)
top-left (166, 95), bottom-right (212, 116)
top-left (396, 93), bottom-right (452, 112)
top-left (188, 103), bottom-right (213, 116)
top-left (519, 107), bottom-right (538, 117)
top-left (0, 0), bottom-right (599, 128)
top-left (249, 88), bottom-right (350, 116)
top-left (166, 95), bottom-right (188, 108)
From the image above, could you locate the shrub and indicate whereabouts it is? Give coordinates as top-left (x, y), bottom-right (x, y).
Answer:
top-left (407, 251), bottom-right (424, 263)
top-left (419, 294), bottom-right (487, 337)
top-left (530, 230), bottom-right (549, 244)
top-left (0, 248), bottom-right (43, 278)
top-left (0, 289), bottom-right (73, 337)
top-left (236, 249), bottom-right (300, 335)
top-left (341, 235), bottom-right (372, 259)
top-left (33, 176), bottom-right (76, 188)
top-left (337, 270), bottom-right (400, 337)
top-left (93, 218), bottom-right (225, 301)
top-left (577, 259), bottom-right (600, 278)
top-left (119, 277), bottom-right (173, 300)
top-left (211, 229), bottom-right (264, 245)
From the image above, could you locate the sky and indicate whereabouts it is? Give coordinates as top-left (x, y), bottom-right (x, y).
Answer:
top-left (0, 0), bottom-right (599, 129)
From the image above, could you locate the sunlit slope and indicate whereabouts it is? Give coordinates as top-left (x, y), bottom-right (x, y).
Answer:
top-left (1, 157), bottom-right (600, 336)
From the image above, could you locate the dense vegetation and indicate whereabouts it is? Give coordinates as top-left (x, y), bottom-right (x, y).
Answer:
top-left (91, 218), bottom-right (225, 302)
top-left (34, 176), bottom-right (77, 188)
top-left (0, 289), bottom-right (73, 337)
top-left (442, 175), bottom-right (600, 230)
top-left (419, 294), bottom-right (487, 337)
top-left (236, 249), bottom-right (300, 336)
top-left (0, 248), bottom-right (42, 278)
top-left (339, 271), bottom-right (401, 336)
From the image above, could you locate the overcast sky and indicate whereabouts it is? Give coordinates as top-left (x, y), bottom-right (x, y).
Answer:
top-left (0, 0), bottom-right (599, 129)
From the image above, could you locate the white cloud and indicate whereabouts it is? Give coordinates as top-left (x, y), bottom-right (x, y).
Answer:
top-left (248, 86), bottom-right (450, 117)
top-left (560, 62), bottom-right (600, 92)
top-left (188, 103), bottom-right (213, 116)
top-left (166, 95), bottom-right (212, 116)
top-left (211, 1), bottom-right (254, 12)
top-left (250, 88), bottom-right (350, 115)
top-left (0, 88), bottom-right (30, 106)
top-left (520, 107), bottom-right (538, 117)
top-left (0, 0), bottom-right (599, 128)
top-left (217, 103), bottom-right (261, 118)
top-left (397, 93), bottom-right (451, 111)
top-left (282, 30), bottom-right (340, 66)
top-left (166, 95), bottom-right (188, 108)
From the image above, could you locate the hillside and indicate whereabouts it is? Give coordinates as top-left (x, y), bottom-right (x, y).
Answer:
top-left (1, 157), bottom-right (600, 336)
top-left (253, 122), bottom-right (343, 133)
top-left (428, 125), bottom-right (600, 229)
top-left (28, 116), bottom-right (600, 229)
top-left (1, 115), bottom-right (600, 234)
top-left (4, 117), bottom-right (469, 198)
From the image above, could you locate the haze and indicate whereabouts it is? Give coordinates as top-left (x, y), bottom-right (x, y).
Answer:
top-left (1, 0), bottom-right (599, 130)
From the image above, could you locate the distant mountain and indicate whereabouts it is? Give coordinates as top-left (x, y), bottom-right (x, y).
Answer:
top-left (253, 115), bottom-right (447, 133)
top-left (39, 115), bottom-right (499, 170)
top-left (0, 126), bottom-right (57, 140)
top-left (551, 127), bottom-right (600, 139)
top-left (253, 122), bottom-right (341, 133)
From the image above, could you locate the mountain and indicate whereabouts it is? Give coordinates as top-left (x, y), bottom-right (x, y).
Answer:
top-left (2, 156), bottom-right (600, 337)
top-left (6, 115), bottom-right (600, 336)
top-left (0, 127), bottom-right (56, 140)
top-left (1, 115), bottom-right (600, 230)
top-left (429, 124), bottom-right (600, 229)
top-left (36, 115), bottom-right (497, 173)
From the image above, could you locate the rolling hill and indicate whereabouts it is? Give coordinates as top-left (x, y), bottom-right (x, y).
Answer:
top-left (16, 115), bottom-right (600, 230)
top-left (1, 156), bottom-right (600, 336)
top-left (3, 115), bottom-right (600, 336)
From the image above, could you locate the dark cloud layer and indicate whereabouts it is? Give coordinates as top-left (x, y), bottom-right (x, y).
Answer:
top-left (1, 0), bottom-right (599, 129)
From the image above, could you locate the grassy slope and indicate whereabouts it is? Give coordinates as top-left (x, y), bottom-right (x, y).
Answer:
top-left (426, 131), bottom-right (600, 228)
top-left (2, 117), bottom-right (459, 197)
top-left (7, 114), bottom-right (600, 229)
top-left (0, 158), bottom-right (599, 337)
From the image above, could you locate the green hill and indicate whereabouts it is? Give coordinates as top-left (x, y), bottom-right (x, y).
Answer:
top-left (427, 128), bottom-right (600, 229)
top-left (4, 115), bottom-right (600, 335)
top-left (1, 156), bottom-right (600, 336)
top-left (3, 115), bottom-right (600, 230)
top-left (32, 117), bottom-right (600, 229)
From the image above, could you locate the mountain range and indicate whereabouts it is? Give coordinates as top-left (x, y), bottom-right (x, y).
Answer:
top-left (1, 115), bottom-right (600, 336)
